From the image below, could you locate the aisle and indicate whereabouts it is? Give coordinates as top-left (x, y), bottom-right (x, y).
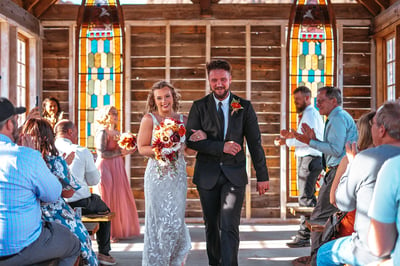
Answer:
top-left (93, 223), bottom-right (311, 265)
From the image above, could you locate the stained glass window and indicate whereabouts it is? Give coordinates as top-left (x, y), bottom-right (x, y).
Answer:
top-left (77, 0), bottom-right (124, 150)
top-left (287, 0), bottom-right (336, 198)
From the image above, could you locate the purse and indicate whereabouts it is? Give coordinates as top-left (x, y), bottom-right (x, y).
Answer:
top-left (320, 211), bottom-right (348, 245)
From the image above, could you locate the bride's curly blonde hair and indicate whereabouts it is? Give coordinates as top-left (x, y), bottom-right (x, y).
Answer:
top-left (145, 81), bottom-right (181, 114)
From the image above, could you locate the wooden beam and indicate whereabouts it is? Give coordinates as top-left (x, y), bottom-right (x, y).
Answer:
top-left (0, 0), bottom-right (40, 35)
top-left (357, 0), bottom-right (382, 16)
top-left (374, 0), bottom-right (390, 10)
top-left (24, 0), bottom-right (40, 12)
top-left (31, 0), bottom-right (57, 18)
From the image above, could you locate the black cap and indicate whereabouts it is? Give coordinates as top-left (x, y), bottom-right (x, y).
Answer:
top-left (0, 97), bottom-right (26, 123)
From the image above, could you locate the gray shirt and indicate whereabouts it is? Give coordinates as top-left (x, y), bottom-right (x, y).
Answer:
top-left (336, 144), bottom-right (400, 264)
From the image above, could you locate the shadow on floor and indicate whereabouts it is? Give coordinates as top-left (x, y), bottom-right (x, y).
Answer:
top-left (93, 223), bottom-right (310, 265)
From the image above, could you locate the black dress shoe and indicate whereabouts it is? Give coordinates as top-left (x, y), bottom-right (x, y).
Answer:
top-left (286, 237), bottom-right (310, 248)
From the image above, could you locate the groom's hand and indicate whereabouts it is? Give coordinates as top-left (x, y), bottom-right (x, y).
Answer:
top-left (223, 141), bottom-right (242, 156)
top-left (256, 181), bottom-right (270, 195)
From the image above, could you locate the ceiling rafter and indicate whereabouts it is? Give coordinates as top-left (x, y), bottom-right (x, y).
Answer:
top-left (30, 0), bottom-right (58, 18)
top-left (356, 0), bottom-right (383, 16)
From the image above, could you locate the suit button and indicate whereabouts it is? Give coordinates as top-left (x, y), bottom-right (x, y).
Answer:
top-left (220, 162), bottom-right (223, 166)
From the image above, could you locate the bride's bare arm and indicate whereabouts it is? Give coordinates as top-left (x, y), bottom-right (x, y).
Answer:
top-left (137, 114), bottom-right (155, 157)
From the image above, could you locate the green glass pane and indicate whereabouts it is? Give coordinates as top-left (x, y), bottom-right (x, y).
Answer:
top-left (107, 80), bottom-right (114, 94)
top-left (299, 54), bottom-right (306, 70)
top-left (107, 53), bottom-right (113, 68)
top-left (87, 136), bottom-right (94, 149)
top-left (88, 80), bottom-right (95, 94)
top-left (88, 53), bottom-right (94, 68)
top-left (318, 55), bottom-right (325, 70)
top-left (88, 109), bottom-right (94, 123)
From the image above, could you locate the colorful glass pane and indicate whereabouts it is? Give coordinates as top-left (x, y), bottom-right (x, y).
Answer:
top-left (287, 0), bottom-right (336, 198)
top-left (77, 0), bottom-right (123, 150)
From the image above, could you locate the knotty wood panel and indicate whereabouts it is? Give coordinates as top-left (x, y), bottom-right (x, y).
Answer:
top-left (342, 25), bottom-right (372, 120)
top-left (42, 26), bottom-right (71, 118)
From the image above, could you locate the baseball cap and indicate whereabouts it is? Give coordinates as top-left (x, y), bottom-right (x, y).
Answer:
top-left (0, 97), bottom-right (26, 123)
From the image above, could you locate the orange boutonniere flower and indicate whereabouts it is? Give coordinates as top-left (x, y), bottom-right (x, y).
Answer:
top-left (230, 98), bottom-right (243, 115)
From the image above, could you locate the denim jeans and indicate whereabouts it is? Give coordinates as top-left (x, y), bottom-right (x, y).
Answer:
top-left (317, 236), bottom-right (362, 266)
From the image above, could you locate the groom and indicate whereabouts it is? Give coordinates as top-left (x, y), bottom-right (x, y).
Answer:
top-left (186, 59), bottom-right (270, 266)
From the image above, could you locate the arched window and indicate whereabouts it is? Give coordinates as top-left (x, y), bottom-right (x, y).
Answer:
top-left (287, 0), bottom-right (336, 199)
top-left (76, 0), bottom-right (124, 150)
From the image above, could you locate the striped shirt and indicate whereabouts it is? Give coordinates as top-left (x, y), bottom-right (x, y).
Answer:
top-left (0, 134), bottom-right (62, 256)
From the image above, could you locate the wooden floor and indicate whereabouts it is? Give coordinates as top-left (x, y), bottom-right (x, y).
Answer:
top-left (92, 222), bottom-right (310, 266)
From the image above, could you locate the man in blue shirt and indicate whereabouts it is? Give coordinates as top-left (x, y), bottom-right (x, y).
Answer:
top-left (0, 97), bottom-right (80, 266)
top-left (290, 87), bottom-right (358, 264)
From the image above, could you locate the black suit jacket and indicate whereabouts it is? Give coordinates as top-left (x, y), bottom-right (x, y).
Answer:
top-left (186, 93), bottom-right (269, 189)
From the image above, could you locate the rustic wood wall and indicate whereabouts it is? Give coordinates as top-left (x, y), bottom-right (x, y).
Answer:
top-left (40, 3), bottom-right (373, 220)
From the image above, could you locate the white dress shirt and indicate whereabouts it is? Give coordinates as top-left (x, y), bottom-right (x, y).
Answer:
top-left (286, 104), bottom-right (323, 157)
top-left (55, 138), bottom-right (100, 202)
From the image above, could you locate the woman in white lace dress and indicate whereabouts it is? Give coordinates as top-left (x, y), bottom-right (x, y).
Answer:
top-left (137, 81), bottom-right (205, 266)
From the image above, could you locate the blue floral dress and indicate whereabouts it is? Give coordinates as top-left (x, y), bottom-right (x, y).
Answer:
top-left (41, 155), bottom-right (98, 266)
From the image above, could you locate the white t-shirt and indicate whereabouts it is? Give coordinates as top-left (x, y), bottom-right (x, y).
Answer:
top-left (55, 138), bottom-right (100, 202)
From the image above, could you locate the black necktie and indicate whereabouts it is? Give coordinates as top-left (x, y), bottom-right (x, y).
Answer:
top-left (218, 102), bottom-right (224, 138)
top-left (322, 119), bottom-right (329, 170)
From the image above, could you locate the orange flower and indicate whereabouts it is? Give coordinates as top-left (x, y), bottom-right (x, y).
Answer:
top-left (230, 98), bottom-right (243, 115)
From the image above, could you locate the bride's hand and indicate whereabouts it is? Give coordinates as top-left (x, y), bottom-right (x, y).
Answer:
top-left (189, 129), bottom-right (207, 142)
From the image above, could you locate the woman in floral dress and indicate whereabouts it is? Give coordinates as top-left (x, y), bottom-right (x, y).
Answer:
top-left (21, 118), bottom-right (97, 266)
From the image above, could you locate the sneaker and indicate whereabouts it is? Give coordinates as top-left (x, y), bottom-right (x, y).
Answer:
top-left (286, 237), bottom-right (310, 248)
top-left (97, 253), bottom-right (116, 265)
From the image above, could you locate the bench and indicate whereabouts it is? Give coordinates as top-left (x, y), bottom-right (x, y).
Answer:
top-left (287, 203), bottom-right (314, 217)
top-left (81, 212), bottom-right (115, 236)
top-left (305, 219), bottom-right (326, 232)
top-left (81, 212), bottom-right (115, 223)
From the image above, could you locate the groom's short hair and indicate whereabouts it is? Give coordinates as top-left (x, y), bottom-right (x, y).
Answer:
top-left (206, 59), bottom-right (232, 76)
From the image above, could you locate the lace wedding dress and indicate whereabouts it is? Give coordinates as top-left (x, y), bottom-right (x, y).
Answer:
top-left (142, 113), bottom-right (191, 266)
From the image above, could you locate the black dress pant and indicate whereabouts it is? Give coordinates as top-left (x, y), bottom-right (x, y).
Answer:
top-left (197, 172), bottom-right (246, 266)
top-left (68, 194), bottom-right (112, 256)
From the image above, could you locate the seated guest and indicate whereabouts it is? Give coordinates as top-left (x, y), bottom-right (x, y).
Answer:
top-left (0, 97), bottom-right (80, 266)
top-left (368, 154), bottom-right (400, 265)
top-left (21, 118), bottom-right (98, 266)
top-left (42, 97), bottom-right (64, 128)
top-left (317, 101), bottom-right (400, 266)
top-left (54, 119), bottom-right (116, 266)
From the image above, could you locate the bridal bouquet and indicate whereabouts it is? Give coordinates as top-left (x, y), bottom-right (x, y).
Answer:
top-left (152, 118), bottom-right (186, 171)
top-left (118, 132), bottom-right (137, 150)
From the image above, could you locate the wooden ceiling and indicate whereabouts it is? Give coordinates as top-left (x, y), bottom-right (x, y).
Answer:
top-left (10, 0), bottom-right (395, 19)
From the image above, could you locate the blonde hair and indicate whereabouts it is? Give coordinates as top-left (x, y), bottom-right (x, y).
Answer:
top-left (145, 80), bottom-right (180, 114)
top-left (95, 105), bottom-right (118, 129)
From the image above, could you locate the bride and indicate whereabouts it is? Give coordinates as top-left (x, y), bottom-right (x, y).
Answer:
top-left (137, 80), bottom-right (205, 266)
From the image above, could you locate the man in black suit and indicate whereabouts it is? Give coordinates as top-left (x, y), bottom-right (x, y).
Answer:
top-left (186, 59), bottom-right (270, 266)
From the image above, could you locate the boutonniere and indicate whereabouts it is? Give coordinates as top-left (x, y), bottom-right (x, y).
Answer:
top-left (230, 98), bottom-right (243, 115)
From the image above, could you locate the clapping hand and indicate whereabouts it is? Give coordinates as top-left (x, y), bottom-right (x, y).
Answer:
top-left (345, 141), bottom-right (358, 163)
top-left (294, 123), bottom-right (316, 145)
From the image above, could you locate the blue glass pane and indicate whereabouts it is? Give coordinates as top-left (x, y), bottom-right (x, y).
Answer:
top-left (321, 70), bottom-right (325, 82)
top-left (87, 122), bottom-right (91, 137)
top-left (104, 94), bottom-right (110, 105)
top-left (110, 67), bottom-right (114, 80)
top-left (88, 68), bottom-right (91, 80)
top-left (104, 39), bottom-right (110, 53)
top-left (98, 68), bottom-right (104, 81)
top-left (91, 94), bottom-right (98, 108)
top-left (298, 71), bottom-right (302, 83)
top-left (308, 69), bottom-right (315, 82)
top-left (91, 39), bottom-right (98, 53)
top-left (315, 42), bottom-right (322, 55)
top-left (302, 41), bottom-right (309, 54)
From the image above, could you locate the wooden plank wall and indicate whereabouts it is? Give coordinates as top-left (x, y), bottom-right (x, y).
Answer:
top-left (128, 22), bottom-right (284, 218)
top-left (42, 26), bottom-right (70, 119)
top-left (341, 24), bottom-right (372, 119)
